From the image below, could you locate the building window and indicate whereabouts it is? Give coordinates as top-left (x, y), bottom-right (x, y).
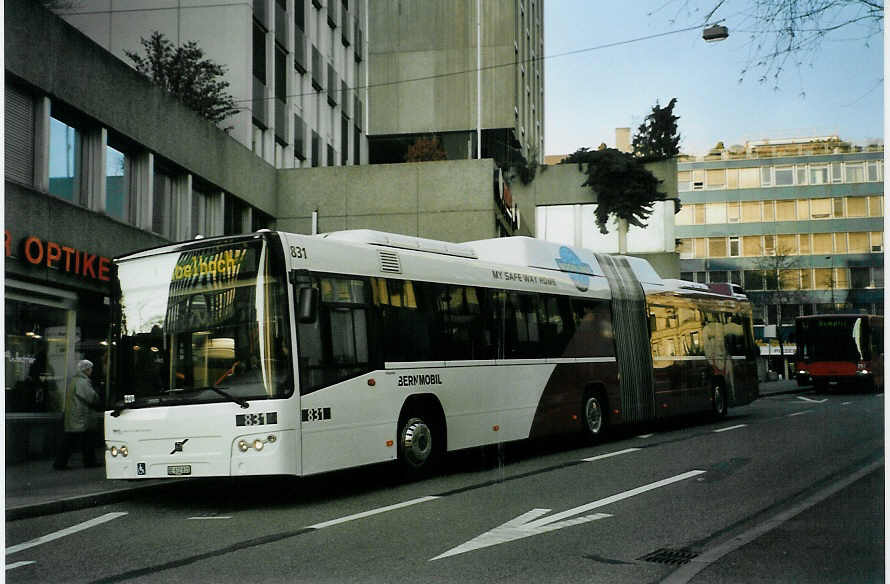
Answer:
top-left (742, 235), bottom-right (762, 257)
top-left (835, 232), bottom-right (847, 253)
top-left (775, 200), bottom-right (796, 221)
top-left (675, 204), bottom-right (693, 225)
top-left (679, 238), bottom-right (693, 259)
top-left (224, 194), bottom-right (247, 235)
top-left (741, 201), bottom-right (761, 223)
top-left (729, 236), bottom-right (740, 257)
top-left (867, 161), bottom-right (880, 181)
top-left (868, 196), bottom-right (883, 217)
top-left (677, 170), bottom-right (691, 192)
top-left (810, 165), bottom-right (829, 185)
top-left (764, 235), bottom-right (776, 255)
top-left (833, 197), bottom-right (845, 217)
top-left (870, 231), bottom-right (883, 252)
top-left (796, 199), bottom-right (809, 221)
top-left (809, 198), bottom-right (831, 219)
top-left (775, 166), bottom-right (794, 186)
top-left (294, 114), bottom-right (306, 160)
top-left (694, 238), bottom-right (707, 259)
top-left (760, 166), bottom-right (772, 187)
top-left (846, 197), bottom-right (867, 217)
top-left (726, 169), bottom-right (739, 189)
top-left (796, 166), bottom-right (807, 185)
top-left (777, 234), bottom-right (797, 255)
top-left (739, 167), bottom-right (759, 188)
top-left (152, 165), bottom-right (176, 239)
top-left (799, 234), bottom-right (811, 255)
top-left (848, 232), bottom-right (869, 253)
top-left (845, 162), bottom-right (865, 183)
top-left (105, 143), bottom-right (130, 222)
top-left (709, 237), bottom-right (727, 258)
top-left (744, 270), bottom-right (762, 290)
top-left (706, 169), bottom-right (725, 189)
top-left (726, 201), bottom-right (740, 223)
top-left (49, 116), bottom-right (82, 203)
top-left (693, 204), bottom-right (706, 224)
top-left (6, 85), bottom-right (35, 186)
top-left (831, 161), bottom-right (842, 183)
top-left (812, 233), bottom-right (833, 254)
top-left (705, 202), bottom-right (726, 224)
top-left (850, 267), bottom-right (871, 289)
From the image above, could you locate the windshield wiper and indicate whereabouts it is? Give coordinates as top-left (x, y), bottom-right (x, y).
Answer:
top-left (203, 385), bottom-right (250, 409)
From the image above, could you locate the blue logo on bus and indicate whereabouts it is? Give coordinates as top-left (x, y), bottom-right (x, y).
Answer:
top-left (555, 247), bottom-right (594, 291)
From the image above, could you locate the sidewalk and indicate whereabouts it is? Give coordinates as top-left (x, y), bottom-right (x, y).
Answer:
top-left (5, 380), bottom-right (805, 521)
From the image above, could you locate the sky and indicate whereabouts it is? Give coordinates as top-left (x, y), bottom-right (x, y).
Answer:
top-left (544, 1), bottom-right (884, 157)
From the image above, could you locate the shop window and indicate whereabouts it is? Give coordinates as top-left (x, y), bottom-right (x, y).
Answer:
top-left (49, 116), bottom-right (82, 204)
top-left (5, 299), bottom-right (71, 414)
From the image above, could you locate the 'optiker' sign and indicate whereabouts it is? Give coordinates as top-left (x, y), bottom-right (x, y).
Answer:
top-left (5, 231), bottom-right (112, 282)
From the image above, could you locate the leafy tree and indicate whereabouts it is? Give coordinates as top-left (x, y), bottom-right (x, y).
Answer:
top-left (404, 135), bottom-right (447, 162)
top-left (561, 148), bottom-right (667, 235)
top-left (632, 98), bottom-right (681, 162)
top-left (126, 31), bottom-right (239, 124)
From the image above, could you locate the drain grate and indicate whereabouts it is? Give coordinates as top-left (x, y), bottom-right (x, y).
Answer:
top-left (638, 548), bottom-right (698, 565)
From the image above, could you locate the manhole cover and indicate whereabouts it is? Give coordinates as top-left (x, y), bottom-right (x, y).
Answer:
top-left (638, 548), bottom-right (698, 565)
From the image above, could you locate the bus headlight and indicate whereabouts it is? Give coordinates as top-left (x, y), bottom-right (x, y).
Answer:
top-left (236, 435), bottom-right (277, 453)
top-left (238, 440), bottom-right (250, 452)
top-left (107, 444), bottom-right (128, 457)
top-left (253, 439), bottom-right (264, 451)
top-left (110, 446), bottom-right (118, 457)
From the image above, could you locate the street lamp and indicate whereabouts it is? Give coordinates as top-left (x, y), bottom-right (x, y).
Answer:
top-left (702, 24), bottom-right (729, 42)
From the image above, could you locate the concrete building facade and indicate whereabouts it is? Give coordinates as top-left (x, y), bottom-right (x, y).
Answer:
top-left (367, 0), bottom-right (544, 167)
top-left (675, 137), bottom-right (884, 372)
top-left (56, 0), bottom-right (370, 169)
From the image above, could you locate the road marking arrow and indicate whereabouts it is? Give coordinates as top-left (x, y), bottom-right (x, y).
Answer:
top-left (431, 469), bottom-right (706, 560)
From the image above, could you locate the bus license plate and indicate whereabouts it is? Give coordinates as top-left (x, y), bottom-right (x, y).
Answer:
top-left (167, 464), bottom-right (191, 476)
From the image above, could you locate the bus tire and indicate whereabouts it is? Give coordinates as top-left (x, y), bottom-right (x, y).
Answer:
top-left (397, 415), bottom-right (438, 472)
top-left (712, 383), bottom-right (727, 418)
top-left (582, 391), bottom-right (607, 442)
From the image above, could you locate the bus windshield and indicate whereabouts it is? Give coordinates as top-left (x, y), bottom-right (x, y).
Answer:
top-left (111, 238), bottom-right (293, 409)
top-left (798, 317), bottom-right (869, 362)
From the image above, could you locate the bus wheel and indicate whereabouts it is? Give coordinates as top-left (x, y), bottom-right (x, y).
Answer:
top-left (582, 393), bottom-right (606, 441)
top-left (712, 384), bottom-right (727, 418)
top-left (398, 416), bottom-right (435, 470)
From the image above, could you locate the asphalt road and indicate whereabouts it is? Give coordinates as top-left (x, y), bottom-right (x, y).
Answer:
top-left (6, 389), bottom-right (884, 584)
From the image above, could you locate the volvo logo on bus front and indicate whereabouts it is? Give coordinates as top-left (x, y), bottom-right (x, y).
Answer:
top-left (170, 439), bottom-right (189, 455)
top-left (555, 247), bottom-right (594, 291)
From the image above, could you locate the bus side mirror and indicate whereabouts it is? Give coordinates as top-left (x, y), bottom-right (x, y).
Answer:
top-left (297, 287), bottom-right (318, 323)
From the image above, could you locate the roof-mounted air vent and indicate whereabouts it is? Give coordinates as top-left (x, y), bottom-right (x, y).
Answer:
top-left (378, 250), bottom-right (402, 274)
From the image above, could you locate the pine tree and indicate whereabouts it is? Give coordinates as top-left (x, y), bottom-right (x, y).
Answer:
top-left (126, 32), bottom-right (239, 124)
top-left (632, 98), bottom-right (680, 162)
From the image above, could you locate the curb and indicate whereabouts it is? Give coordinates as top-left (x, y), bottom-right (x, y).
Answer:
top-left (6, 481), bottom-right (188, 521)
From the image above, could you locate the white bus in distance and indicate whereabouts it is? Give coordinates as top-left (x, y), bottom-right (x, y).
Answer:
top-left (104, 230), bottom-right (758, 479)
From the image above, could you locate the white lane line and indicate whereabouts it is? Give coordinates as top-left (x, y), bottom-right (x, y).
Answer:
top-left (6, 561), bottom-right (36, 570)
top-left (797, 396), bottom-right (828, 404)
top-left (582, 448), bottom-right (641, 462)
top-left (787, 411), bottom-right (812, 417)
top-left (713, 424), bottom-right (747, 433)
top-left (6, 512), bottom-right (128, 555)
top-left (842, 402), bottom-right (852, 406)
top-left (308, 496), bottom-right (440, 529)
top-left (187, 516), bottom-right (232, 520)
top-left (662, 460), bottom-right (883, 584)
top-left (637, 434), bottom-right (655, 439)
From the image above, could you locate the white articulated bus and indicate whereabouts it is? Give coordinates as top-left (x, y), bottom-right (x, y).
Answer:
top-left (104, 229), bottom-right (759, 479)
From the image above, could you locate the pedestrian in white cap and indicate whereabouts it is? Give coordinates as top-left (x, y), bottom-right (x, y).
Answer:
top-left (53, 360), bottom-right (103, 470)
